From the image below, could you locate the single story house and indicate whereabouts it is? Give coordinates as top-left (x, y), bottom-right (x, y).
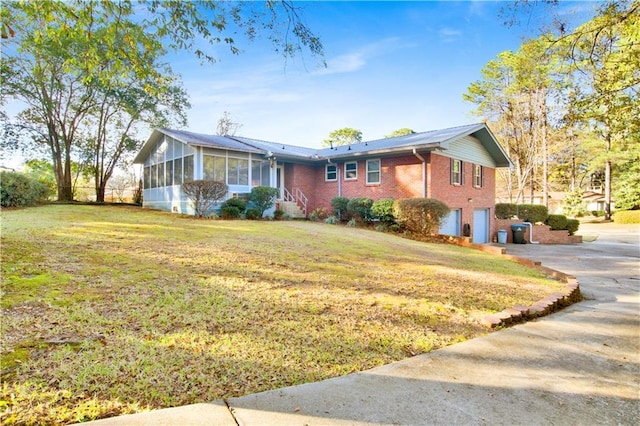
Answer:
top-left (133, 123), bottom-right (512, 243)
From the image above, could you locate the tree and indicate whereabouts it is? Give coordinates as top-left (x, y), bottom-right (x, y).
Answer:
top-left (182, 180), bottom-right (228, 217)
top-left (216, 111), bottom-right (243, 136)
top-left (556, 1), bottom-right (640, 220)
top-left (613, 157), bottom-right (640, 211)
top-left (249, 186), bottom-right (280, 217)
top-left (1, 1), bottom-right (323, 202)
top-left (385, 128), bottom-right (415, 138)
top-left (323, 128), bottom-right (362, 147)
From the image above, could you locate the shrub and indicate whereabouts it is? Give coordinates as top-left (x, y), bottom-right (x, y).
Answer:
top-left (220, 206), bottom-right (241, 219)
top-left (347, 197), bottom-right (374, 222)
top-left (0, 171), bottom-right (49, 207)
top-left (566, 219), bottom-right (580, 235)
top-left (517, 204), bottom-right (548, 224)
top-left (249, 186), bottom-right (279, 217)
top-left (495, 203), bottom-right (518, 219)
top-left (273, 209), bottom-right (285, 220)
top-left (245, 208), bottom-right (262, 220)
top-left (182, 180), bottom-right (227, 217)
top-left (221, 197), bottom-right (247, 212)
top-left (613, 210), bottom-right (640, 224)
top-left (330, 197), bottom-right (350, 221)
top-left (346, 218), bottom-right (357, 227)
top-left (309, 207), bottom-right (329, 221)
top-left (546, 214), bottom-right (568, 231)
top-left (371, 198), bottom-right (395, 223)
top-left (324, 216), bottom-right (338, 224)
top-left (392, 198), bottom-right (450, 235)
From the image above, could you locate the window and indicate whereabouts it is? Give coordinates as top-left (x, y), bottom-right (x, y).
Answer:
top-left (326, 164), bottom-right (337, 181)
top-left (344, 161), bottom-right (357, 180)
top-left (143, 166), bottom-right (150, 189)
top-left (473, 164), bottom-right (483, 188)
top-left (366, 159), bottom-right (380, 184)
top-left (157, 162), bottom-right (165, 187)
top-left (228, 158), bottom-right (249, 185)
top-left (203, 155), bottom-right (225, 182)
top-left (451, 159), bottom-right (463, 185)
top-left (174, 158), bottom-right (183, 185)
top-left (183, 155), bottom-right (194, 182)
top-left (165, 160), bottom-right (173, 186)
top-left (251, 160), bottom-right (271, 186)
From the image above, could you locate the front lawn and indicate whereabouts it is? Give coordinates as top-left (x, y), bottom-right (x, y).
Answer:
top-left (1, 205), bottom-right (563, 424)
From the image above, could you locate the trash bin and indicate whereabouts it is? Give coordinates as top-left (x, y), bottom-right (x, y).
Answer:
top-left (497, 229), bottom-right (508, 244)
top-left (511, 224), bottom-right (527, 244)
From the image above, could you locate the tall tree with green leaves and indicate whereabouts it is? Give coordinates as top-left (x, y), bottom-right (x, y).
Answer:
top-left (385, 128), bottom-right (415, 138)
top-left (555, 1), bottom-right (639, 219)
top-left (0, 1), bottom-right (323, 202)
top-left (323, 128), bottom-right (363, 147)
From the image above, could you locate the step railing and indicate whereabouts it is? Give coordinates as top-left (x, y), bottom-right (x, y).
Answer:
top-left (283, 187), bottom-right (308, 216)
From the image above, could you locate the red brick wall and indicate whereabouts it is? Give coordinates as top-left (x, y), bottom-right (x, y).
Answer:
top-left (307, 155), bottom-right (426, 212)
top-left (494, 219), bottom-right (583, 244)
top-left (429, 153), bottom-right (496, 238)
top-left (283, 153), bottom-right (498, 236)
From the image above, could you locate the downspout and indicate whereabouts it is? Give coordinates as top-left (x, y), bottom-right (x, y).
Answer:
top-left (523, 222), bottom-right (539, 244)
top-left (413, 149), bottom-right (426, 198)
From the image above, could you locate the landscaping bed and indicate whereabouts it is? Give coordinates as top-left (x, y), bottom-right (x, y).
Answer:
top-left (1, 205), bottom-right (565, 424)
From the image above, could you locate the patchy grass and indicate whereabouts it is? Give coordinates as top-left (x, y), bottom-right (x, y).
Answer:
top-left (0, 205), bottom-right (564, 424)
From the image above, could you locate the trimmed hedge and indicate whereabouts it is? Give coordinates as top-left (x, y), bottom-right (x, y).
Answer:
top-left (546, 214), bottom-right (568, 231)
top-left (0, 171), bottom-right (50, 207)
top-left (495, 203), bottom-right (518, 219)
top-left (393, 198), bottom-right (450, 235)
top-left (566, 219), bottom-right (580, 235)
top-left (613, 210), bottom-right (640, 224)
top-left (245, 208), bottom-right (262, 220)
top-left (347, 197), bottom-right (374, 222)
top-left (371, 198), bottom-right (395, 224)
top-left (330, 197), bottom-right (350, 221)
top-left (517, 204), bottom-right (549, 224)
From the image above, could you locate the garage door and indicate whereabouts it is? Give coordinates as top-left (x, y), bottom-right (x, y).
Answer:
top-left (473, 209), bottom-right (489, 243)
top-left (439, 209), bottom-right (461, 236)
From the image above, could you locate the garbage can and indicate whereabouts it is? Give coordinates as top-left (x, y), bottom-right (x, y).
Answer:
top-left (497, 229), bottom-right (508, 244)
top-left (511, 224), bottom-right (527, 244)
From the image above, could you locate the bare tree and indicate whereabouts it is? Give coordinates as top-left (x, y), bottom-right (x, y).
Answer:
top-left (216, 111), bottom-right (243, 136)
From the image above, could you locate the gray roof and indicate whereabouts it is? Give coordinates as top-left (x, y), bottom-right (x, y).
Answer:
top-left (134, 123), bottom-right (512, 167)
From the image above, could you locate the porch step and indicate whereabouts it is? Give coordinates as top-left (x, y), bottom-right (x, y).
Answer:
top-left (279, 201), bottom-right (306, 219)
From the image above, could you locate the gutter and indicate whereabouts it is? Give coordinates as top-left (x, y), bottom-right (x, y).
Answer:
top-left (413, 149), bottom-right (427, 198)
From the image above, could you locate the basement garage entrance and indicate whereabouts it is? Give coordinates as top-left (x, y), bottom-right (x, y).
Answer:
top-left (439, 209), bottom-right (461, 236)
top-left (473, 208), bottom-right (489, 243)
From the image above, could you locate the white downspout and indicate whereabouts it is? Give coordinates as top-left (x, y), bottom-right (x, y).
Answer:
top-left (413, 148), bottom-right (426, 198)
top-left (523, 222), bottom-right (539, 244)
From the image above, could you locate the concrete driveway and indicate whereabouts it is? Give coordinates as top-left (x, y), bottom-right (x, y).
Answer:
top-left (88, 222), bottom-right (640, 426)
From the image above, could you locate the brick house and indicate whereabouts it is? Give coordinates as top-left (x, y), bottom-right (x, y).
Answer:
top-left (134, 123), bottom-right (512, 243)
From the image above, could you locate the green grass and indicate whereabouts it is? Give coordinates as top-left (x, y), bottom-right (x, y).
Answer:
top-left (0, 205), bottom-right (564, 424)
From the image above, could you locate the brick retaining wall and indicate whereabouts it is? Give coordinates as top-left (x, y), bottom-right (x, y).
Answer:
top-left (494, 219), bottom-right (582, 244)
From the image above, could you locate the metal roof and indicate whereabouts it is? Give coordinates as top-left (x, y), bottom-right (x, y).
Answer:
top-left (134, 123), bottom-right (512, 168)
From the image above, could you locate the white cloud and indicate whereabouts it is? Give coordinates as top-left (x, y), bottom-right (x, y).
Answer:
top-left (439, 27), bottom-right (462, 42)
top-left (314, 37), bottom-right (404, 76)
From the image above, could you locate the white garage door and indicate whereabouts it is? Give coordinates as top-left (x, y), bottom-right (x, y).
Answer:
top-left (439, 209), bottom-right (461, 236)
top-left (473, 209), bottom-right (489, 243)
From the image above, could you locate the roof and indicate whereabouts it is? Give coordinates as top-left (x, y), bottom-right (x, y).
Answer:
top-left (134, 123), bottom-right (512, 167)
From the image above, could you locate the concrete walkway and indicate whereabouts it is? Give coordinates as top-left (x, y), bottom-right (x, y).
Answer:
top-left (88, 223), bottom-right (640, 425)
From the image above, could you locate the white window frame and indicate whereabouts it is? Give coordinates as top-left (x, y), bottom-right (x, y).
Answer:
top-left (366, 159), bottom-right (381, 185)
top-left (325, 164), bottom-right (337, 181)
top-left (473, 164), bottom-right (483, 188)
top-left (451, 159), bottom-right (463, 185)
top-left (344, 161), bottom-right (358, 180)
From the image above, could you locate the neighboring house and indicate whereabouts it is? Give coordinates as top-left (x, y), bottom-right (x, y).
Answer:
top-left (582, 189), bottom-right (615, 213)
top-left (133, 123), bottom-right (512, 243)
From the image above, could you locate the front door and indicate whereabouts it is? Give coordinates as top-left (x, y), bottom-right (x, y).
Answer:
top-left (473, 208), bottom-right (489, 244)
top-left (439, 209), bottom-right (461, 236)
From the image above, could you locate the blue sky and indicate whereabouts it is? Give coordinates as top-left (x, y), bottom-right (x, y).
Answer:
top-left (177, 0), bottom-right (599, 148)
